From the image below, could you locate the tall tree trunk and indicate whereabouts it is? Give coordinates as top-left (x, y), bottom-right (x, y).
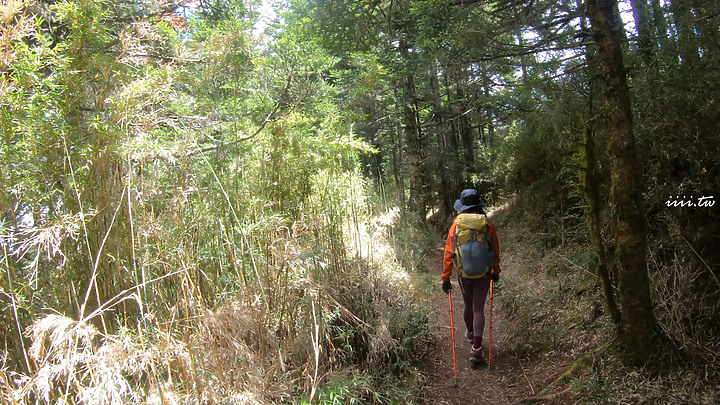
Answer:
top-left (587, 0), bottom-right (658, 366)
top-left (649, 0), bottom-right (675, 64)
top-left (668, 0), bottom-right (700, 66)
top-left (414, 79), bottom-right (430, 213)
top-left (392, 88), bottom-right (406, 209)
top-left (442, 68), bottom-right (462, 205)
top-left (580, 0), bottom-right (622, 330)
top-left (456, 85), bottom-right (475, 180)
top-left (630, 0), bottom-right (655, 65)
top-left (429, 64), bottom-right (453, 217)
top-left (448, 63), bottom-right (475, 189)
top-left (516, 27), bottom-right (529, 84)
top-left (399, 39), bottom-right (425, 217)
top-left (480, 62), bottom-right (496, 146)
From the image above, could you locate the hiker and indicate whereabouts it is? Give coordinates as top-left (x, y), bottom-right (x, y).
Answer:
top-left (441, 189), bottom-right (501, 366)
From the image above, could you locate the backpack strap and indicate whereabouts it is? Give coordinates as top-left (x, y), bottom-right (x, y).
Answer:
top-left (452, 231), bottom-right (462, 271)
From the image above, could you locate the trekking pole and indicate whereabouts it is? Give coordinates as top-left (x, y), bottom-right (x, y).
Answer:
top-left (448, 290), bottom-right (458, 386)
top-left (489, 279), bottom-right (494, 367)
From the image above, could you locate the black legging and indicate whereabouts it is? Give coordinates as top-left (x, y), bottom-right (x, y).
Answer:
top-left (458, 274), bottom-right (491, 349)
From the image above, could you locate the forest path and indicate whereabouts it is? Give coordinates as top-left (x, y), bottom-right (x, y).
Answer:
top-left (417, 246), bottom-right (569, 405)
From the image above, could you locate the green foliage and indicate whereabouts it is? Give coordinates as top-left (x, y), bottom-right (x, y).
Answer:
top-left (303, 372), bottom-right (421, 405)
top-left (195, 0), bottom-right (252, 26)
top-left (3, 0), bottom-right (720, 401)
top-left (1, 1), bottom-right (435, 402)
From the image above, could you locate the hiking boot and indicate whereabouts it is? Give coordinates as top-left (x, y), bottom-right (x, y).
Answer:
top-left (465, 332), bottom-right (473, 344)
top-left (469, 347), bottom-right (487, 365)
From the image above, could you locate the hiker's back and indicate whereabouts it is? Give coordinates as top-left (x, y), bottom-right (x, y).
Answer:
top-left (453, 213), bottom-right (495, 279)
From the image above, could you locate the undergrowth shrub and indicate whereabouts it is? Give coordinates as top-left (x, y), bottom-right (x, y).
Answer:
top-left (648, 218), bottom-right (720, 367)
top-left (495, 203), bottom-right (614, 361)
top-left (572, 211), bottom-right (720, 405)
top-left (562, 61), bottom-right (720, 403)
top-left (1, 166), bottom-right (432, 404)
top-left (575, 336), bottom-right (720, 405)
top-left (496, 198), bottom-right (720, 404)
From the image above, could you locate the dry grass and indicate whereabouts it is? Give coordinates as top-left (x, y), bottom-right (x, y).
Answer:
top-left (1, 308), bottom-right (289, 404)
top-left (1, 185), bottom-right (432, 404)
top-left (5, 315), bottom-right (142, 404)
top-left (0, 0), bottom-right (35, 72)
top-left (648, 219), bottom-right (720, 368)
top-left (188, 298), bottom-right (291, 403)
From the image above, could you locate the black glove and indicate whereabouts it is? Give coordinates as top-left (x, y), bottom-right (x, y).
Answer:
top-left (441, 280), bottom-right (452, 294)
top-left (490, 273), bottom-right (499, 283)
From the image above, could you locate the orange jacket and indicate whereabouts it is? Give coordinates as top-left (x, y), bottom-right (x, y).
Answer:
top-left (442, 215), bottom-right (501, 281)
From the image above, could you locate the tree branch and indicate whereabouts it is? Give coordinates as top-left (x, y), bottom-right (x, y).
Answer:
top-left (124, 53), bottom-right (202, 64)
top-left (185, 75), bottom-right (294, 157)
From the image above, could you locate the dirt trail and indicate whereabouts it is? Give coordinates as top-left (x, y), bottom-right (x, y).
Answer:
top-left (417, 247), bottom-right (568, 405)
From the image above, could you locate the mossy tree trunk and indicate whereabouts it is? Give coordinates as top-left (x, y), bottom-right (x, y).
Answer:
top-left (578, 125), bottom-right (622, 328)
top-left (587, 0), bottom-right (658, 366)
